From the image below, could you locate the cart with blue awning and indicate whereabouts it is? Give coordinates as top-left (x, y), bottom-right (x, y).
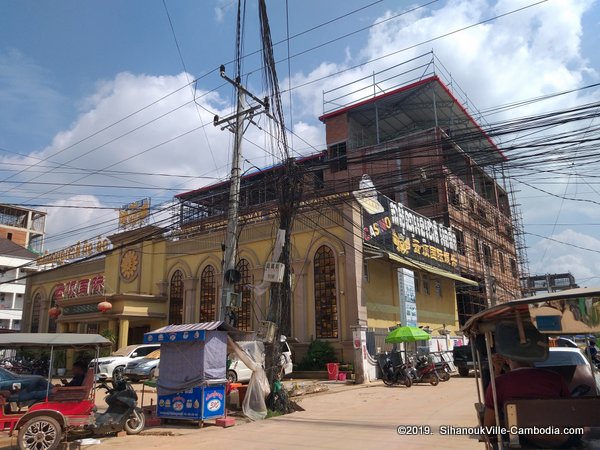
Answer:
top-left (143, 322), bottom-right (228, 423)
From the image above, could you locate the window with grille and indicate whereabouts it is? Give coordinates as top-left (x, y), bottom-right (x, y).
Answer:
top-left (483, 244), bottom-right (493, 268)
top-left (169, 270), bottom-right (184, 325)
top-left (328, 142), bottom-right (347, 172)
top-left (199, 265), bottom-right (216, 322)
top-left (235, 259), bottom-right (253, 331)
top-left (314, 246), bottom-right (338, 339)
top-left (30, 293), bottom-right (41, 333)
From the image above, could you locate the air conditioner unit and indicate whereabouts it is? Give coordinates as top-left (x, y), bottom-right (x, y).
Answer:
top-left (263, 262), bottom-right (285, 283)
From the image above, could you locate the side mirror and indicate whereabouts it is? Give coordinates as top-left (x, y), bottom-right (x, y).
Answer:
top-left (131, 352), bottom-right (138, 358)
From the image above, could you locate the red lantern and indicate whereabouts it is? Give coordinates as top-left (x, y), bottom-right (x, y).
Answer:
top-left (48, 307), bottom-right (61, 319)
top-left (97, 301), bottom-right (113, 313)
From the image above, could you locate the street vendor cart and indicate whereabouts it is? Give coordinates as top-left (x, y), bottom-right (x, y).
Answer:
top-left (143, 322), bottom-right (228, 424)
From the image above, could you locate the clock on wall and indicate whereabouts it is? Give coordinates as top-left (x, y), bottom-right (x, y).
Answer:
top-left (120, 249), bottom-right (139, 282)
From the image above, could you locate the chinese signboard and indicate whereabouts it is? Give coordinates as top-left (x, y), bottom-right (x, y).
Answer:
top-left (355, 176), bottom-right (458, 271)
top-left (119, 198), bottom-right (150, 230)
top-left (52, 275), bottom-right (105, 300)
top-left (37, 237), bottom-right (110, 266)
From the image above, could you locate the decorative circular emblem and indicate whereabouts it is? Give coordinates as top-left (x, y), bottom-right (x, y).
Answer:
top-left (119, 249), bottom-right (139, 282)
top-left (173, 400), bottom-right (184, 412)
top-left (207, 399), bottom-right (221, 412)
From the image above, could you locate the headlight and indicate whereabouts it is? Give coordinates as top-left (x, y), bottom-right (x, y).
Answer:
top-left (98, 360), bottom-right (114, 365)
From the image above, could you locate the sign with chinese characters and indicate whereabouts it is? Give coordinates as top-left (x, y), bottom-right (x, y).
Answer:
top-left (356, 178), bottom-right (458, 271)
top-left (37, 237), bottom-right (111, 266)
top-left (119, 198), bottom-right (150, 230)
top-left (397, 268), bottom-right (418, 327)
top-left (53, 275), bottom-right (105, 300)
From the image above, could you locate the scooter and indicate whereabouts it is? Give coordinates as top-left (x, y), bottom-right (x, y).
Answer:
top-left (408, 355), bottom-right (439, 386)
top-left (378, 352), bottom-right (412, 387)
top-left (83, 379), bottom-right (145, 436)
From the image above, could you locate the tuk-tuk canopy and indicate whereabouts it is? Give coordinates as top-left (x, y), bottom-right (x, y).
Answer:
top-left (0, 333), bottom-right (112, 349)
top-left (462, 287), bottom-right (600, 337)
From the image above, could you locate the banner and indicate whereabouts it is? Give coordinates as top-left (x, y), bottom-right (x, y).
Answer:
top-left (355, 176), bottom-right (458, 272)
top-left (398, 268), bottom-right (417, 327)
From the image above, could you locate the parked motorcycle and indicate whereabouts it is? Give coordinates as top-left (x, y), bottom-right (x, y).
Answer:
top-left (434, 360), bottom-right (451, 382)
top-left (378, 352), bottom-right (412, 388)
top-left (80, 379), bottom-right (145, 437)
top-left (408, 355), bottom-right (439, 385)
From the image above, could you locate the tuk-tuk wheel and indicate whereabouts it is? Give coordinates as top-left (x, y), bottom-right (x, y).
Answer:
top-left (17, 416), bottom-right (62, 450)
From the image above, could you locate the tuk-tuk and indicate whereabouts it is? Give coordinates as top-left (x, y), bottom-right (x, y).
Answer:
top-left (0, 333), bottom-right (145, 450)
top-left (462, 287), bottom-right (600, 449)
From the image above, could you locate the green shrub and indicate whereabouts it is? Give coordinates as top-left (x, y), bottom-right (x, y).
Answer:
top-left (298, 340), bottom-right (337, 370)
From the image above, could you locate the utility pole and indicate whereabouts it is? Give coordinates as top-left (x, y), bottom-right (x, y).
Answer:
top-left (214, 65), bottom-right (269, 324)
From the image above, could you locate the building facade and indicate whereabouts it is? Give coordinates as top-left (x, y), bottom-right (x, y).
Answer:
top-left (0, 205), bottom-right (46, 254)
top-left (23, 64), bottom-right (518, 360)
top-left (318, 72), bottom-right (522, 326)
top-left (0, 238), bottom-right (39, 330)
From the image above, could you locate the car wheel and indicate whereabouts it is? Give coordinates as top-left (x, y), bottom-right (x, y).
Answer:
top-left (124, 408), bottom-right (145, 435)
top-left (113, 366), bottom-right (125, 382)
top-left (227, 370), bottom-right (237, 383)
top-left (18, 415), bottom-right (62, 450)
top-left (458, 367), bottom-right (470, 377)
top-left (148, 369), bottom-right (156, 381)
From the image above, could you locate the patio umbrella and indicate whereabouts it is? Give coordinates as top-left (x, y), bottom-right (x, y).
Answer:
top-left (385, 326), bottom-right (431, 343)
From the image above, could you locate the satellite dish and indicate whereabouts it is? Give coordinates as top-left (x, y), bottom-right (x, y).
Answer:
top-left (225, 269), bottom-right (241, 284)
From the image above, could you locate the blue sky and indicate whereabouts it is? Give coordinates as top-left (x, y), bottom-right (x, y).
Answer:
top-left (1, 0), bottom-right (600, 285)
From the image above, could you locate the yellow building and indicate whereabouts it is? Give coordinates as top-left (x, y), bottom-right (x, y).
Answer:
top-left (23, 191), bottom-right (474, 364)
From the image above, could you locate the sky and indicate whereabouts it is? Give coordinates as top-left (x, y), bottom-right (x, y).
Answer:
top-left (1, 0), bottom-right (600, 286)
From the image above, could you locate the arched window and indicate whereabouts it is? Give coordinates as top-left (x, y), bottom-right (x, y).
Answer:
top-left (235, 259), bottom-right (252, 331)
top-left (30, 293), bottom-right (41, 333)
top-left (169, 270), bottom-right (184, 325)
top-left (48, 300), bottom-right (57, 333)
top-left (314, 245), bottom-right (338, 339)
top-left (199, 265), bottom-right (216, 322)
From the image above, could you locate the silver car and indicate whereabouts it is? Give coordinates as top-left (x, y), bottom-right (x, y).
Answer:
top-left (123, 349), bottom-right (160, 382)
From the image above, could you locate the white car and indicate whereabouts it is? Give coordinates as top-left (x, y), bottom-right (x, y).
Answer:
top-left (90, 344), bottom-right (160, 380)
top-left (227, 338), bottom-right (293, 383)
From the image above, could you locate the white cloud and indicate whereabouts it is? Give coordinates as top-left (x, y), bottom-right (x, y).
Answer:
top-left (528, 229), bottom-right (600, 281)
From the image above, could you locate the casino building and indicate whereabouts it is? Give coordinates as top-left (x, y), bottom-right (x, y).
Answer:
top-left (22, 59), bottom-right (521, 360)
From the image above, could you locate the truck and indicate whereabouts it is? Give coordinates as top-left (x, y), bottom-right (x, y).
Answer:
top-left (452, 344), bottom-right (473, 377)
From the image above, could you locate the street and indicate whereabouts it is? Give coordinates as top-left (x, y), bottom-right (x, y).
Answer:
top-left (1, 376), bottom-right (482, 450)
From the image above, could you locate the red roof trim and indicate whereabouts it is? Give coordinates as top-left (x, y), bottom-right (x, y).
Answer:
top-left (318, 75), bottom-right (506, 161)
top-left (318, 76), bottom-right (437, 122)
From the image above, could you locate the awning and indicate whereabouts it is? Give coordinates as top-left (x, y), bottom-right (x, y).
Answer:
top-left (384, 251), bottom-right (479, 287)
top-left (0, 333), bottom-right (112, 348)
top-left (144, 321), bottom-right (233, 344)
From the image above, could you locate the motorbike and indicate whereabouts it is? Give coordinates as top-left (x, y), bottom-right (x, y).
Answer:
top-left (408, 355), bottom-right (439, 385)
top-left (378, 352), bottom-right (412, 387)
top-left (434, 360), bottom-right (451, 382)
top-left (85, 379), bottom-right (146, 436)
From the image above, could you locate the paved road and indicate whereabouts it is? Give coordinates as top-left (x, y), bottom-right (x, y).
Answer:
top-left (1, 376), bottom-right (483, 450)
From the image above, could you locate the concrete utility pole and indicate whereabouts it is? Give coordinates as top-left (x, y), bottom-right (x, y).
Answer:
top-left (214, 65), bottom-right (269, 324)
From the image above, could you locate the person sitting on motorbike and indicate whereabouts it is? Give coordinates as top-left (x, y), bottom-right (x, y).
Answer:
top-left (483, 354), bottom-right (570, 448)
top-left (57, 361), bottom-right (87, 387)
